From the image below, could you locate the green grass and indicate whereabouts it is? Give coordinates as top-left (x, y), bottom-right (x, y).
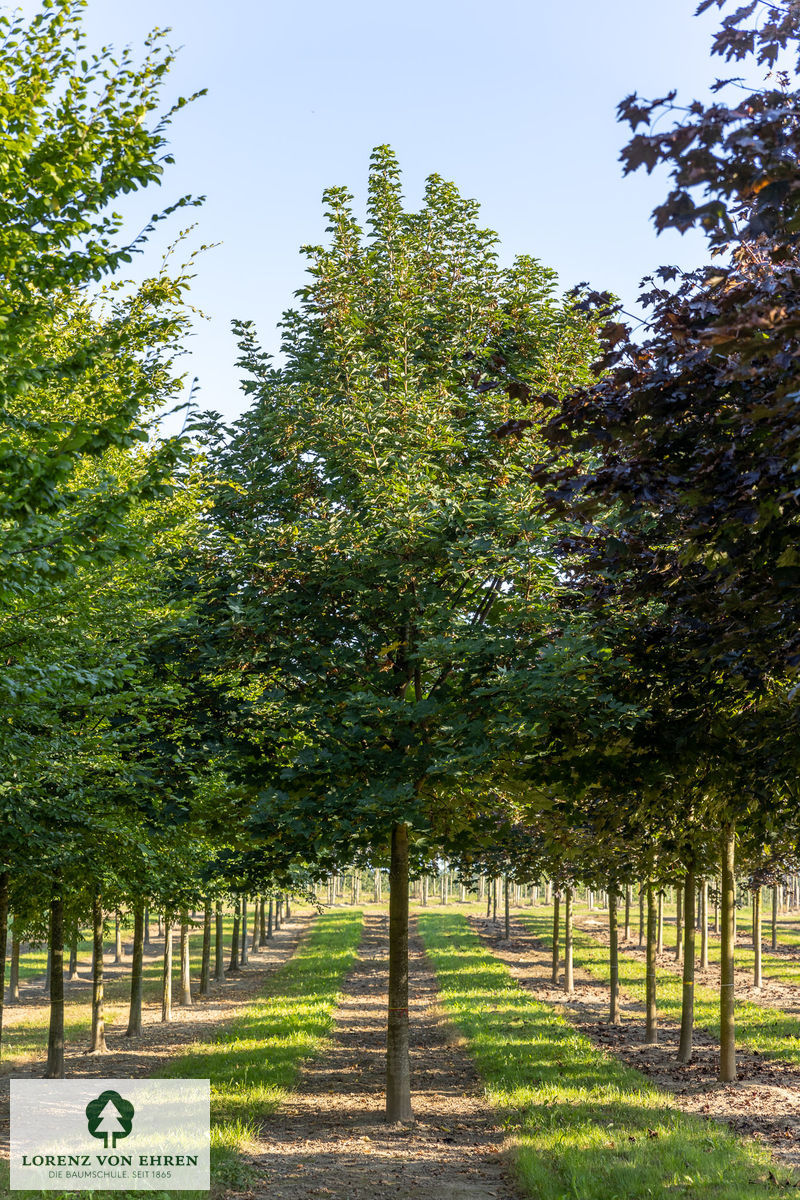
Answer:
top-left (1, 910), bottom-right (363, 1200)
top-left (418, 910), bottom-right (796, 1200)
top-left (523, 909), bottom-right (800, 1067)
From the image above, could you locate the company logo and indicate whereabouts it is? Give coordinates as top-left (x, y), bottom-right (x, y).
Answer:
top-left (85, 1091), bottom-right (135, 1150)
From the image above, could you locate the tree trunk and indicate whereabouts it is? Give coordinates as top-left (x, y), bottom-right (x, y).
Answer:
top-left (551, 892), bottom-right (560, 985)
top-left (677, 867), bottom-right (696, 1063)
top-left (89, 891), bottom-right (106, 1053)
top-left (657, 889), bottom-right (664, 955)
top-left (114, 912), bottom-right (123, 964)
top-left (259, 897), bottom-right (267, 948)
top-left (638, 887), bottom-right (644, 947)
top-left (179, 915), bottom-right (193, 1005)
top-left (42, 944), bottom-right (51, 994)
top-left (214, 901), bottom-right (224, 982)
top-left (9, 927), bottom-right (20, 1001)
top-left (227, 899), bottom-right (241, 973)
top-left (126, 900), bottom-right (144, 1037)
top-left (267, 898), bottom-right (274, 939)
top-left (0, 873), bottom-right (7, 1056)
top-left (564, 887), bottom-right (574, 995)
top-left (609, 884), bottom-right (620, 1023)
top-left (161, 915), bottom-right (173, 1022)
top-left (753, 887), bottom-right (762, 989)
top-left (386, 822), bottom-right (412, 1123)
top-left (624, 885), bottom-right (631, 942)
top-left (504, 876), bottom-right (510, 940)
top-left (199, 901), bottom-right (211, 996)
top-left (240, 898), bottom-right (249, 965)
top-left (700, 879), bottom-right (709, 969)
top-left (645, 884), bottom-right (658, 1044)
top-left (45, 889), bottom-right (64, 1078)
top-left (772, 883), bottom-right (778, 952)
top-left (375, 870), bottom-right (382, 903)
top-left (719, 825), bottom-right (737, 1082)
top-left (67, 927), bottom-right (78, 981)
top-left (675, 884), bottom-right (683, 961)
top-left (143, 905), bottom-right (151, 947)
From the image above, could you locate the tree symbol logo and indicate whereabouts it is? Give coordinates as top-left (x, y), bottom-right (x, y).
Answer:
top-left (85, 1090), bottom-right (135, 1149)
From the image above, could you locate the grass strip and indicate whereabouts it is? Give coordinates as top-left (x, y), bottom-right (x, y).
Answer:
top-left (418, 910), bottom-right (795, 1200)
top-left (522, 910), bottom-right (800, 1068)
top-left (2, 909), bottom-right (363, 1200)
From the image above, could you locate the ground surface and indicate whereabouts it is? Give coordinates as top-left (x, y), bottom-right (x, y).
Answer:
top-left (248, 911), bottom-right (517, 1200)
top-left (474, 913), bottom-right (800, 1173)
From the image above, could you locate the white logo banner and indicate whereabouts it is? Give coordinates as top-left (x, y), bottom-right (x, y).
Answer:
top-left (10, 1079), bottom-right (210, 1191)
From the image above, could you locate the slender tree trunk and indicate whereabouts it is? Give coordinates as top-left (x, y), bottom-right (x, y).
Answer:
top-left (199, 901), bottom-right (211, 996)
top-left (609, 884), bottom-right (620, 1023)
top-left (259, 898), bottom-right (267, 948)
top-left (639, 887), bottom-right (644, 947)
top-left (228, 898), bottom-right (241, 973)
top-left (492, 878), bottom-right (497, 923)
top-left (564, 887), bottom-right (574, 995)
top-left (240, 899), bottom-right (249, 965)
top-left (677, 867), bottom-right (696, 1063)
top-left (772, 883), bottom-right (778, 952)
top-left (485, 883), bottom-right (491, 919)
top-left (719, 825), bottom-right (737, 1082)
top-left (143, 905), bottom-right (151, 947)
top-left (267, 898), bottom-right (274, 939)
top-left (504, 876), bottom-right (510, 941)
top-left (551, 892), bottom-right (560, 985)
top-left (9, 927), bottom-right (20, 1001)
top-left (214, 901), bottom-right (224, 982)
top-left (45, 888), bottom-right (64, 1078)
top-left (375, 870), bottom-right (382, 903)
top-left (700, 879), bottom-right (709, 969)
top-left (126, 899), bottom-right (144, 1037)
top-left (89, 891), bottom-right (106, 1053)
top-left (657, 889), bottom-right (664, 955)
top-left (0, 873), bottom-right (7, 1055)
top-left (179, 915), bottom-right (193, 1005)
top-left (114, 912), bottom-right (123, 964)
top-left (161, 915), bottom-right (173, 1022)
top-left (645, 884), bottom-right (658, 1044)
top-left (67, 927), bottom-right (78, 981)
top-left (675, 884), bottom-right (683, 961)
top-left (753, 887), bottom-right (762, 989)
top-left (386, 822), bottom-right (412, 1123)
top-left (624, 885), bottom-right (631, 942)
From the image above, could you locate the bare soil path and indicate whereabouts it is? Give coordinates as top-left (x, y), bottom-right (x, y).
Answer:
top-left (472, 915), bottom-right (800, 1174)
top-left (0, 914), bottom-right (312, 1160)
top-left (248, 911), bottom-right (518, 1200)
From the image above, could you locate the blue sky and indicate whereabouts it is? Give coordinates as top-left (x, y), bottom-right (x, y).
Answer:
top-left (20, 1), bottom-right (727, 424)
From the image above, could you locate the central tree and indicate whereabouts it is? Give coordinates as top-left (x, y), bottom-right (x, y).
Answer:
top-left (211, 147), bottom-right (597, 1120)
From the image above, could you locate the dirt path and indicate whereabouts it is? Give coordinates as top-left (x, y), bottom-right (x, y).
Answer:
top-left (249, 912), bottom-right (517, 1200)
top-left (0, 914), bottom-right (313, 1159)
top-left (472, 915), bottom-right (800, 1174)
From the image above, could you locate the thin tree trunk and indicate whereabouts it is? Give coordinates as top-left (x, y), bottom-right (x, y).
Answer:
top-left (114, 912), bottom-right (123, 964)
top-left (259, 898), bottom-right (267, 948)
top-left (753, 886), bottom-right (762, 989)
top-left (677, 867), bottom-right (696, 1063)
top-left (624, 885), bottom-right (631, 942)
top-left (772, 883), bottom-right (778, 952)
top-left (89, 891), bottom-right (106, 1053)
top-left (675, 884), bottom-right (683, 961)
top-left (227, 898), bottom-right (241, 973)
top-left (657, 889), bottom-right (664, 955)
top-left (267, 898), bottom-right (274, 939)
top-left (240, 898), bottom-right (249, 965)
top-left (719, 825), bottom-right (737, 1082)
top-left (42, 945), bottom-right (51, 995)
top-left (700, 878), bottom-right (709, 969)
top-left (564, 887), bottom-right (574, 995)
top-left (0, 873), bottom-right (7, 1055)
top-left (143, 905), bottom-right (151, 947)
top-left (551, 892), bottom-right (560, 985)
top-left (67, 927), bottom-right (78, 981)
top-left (504, 876), bottom-right (510, 941)
top-left (9, 927), bottom-right (20, 1001)
top-left (45, 888), bottom-right (64, 1077)
top-left (386, 822), bottom-right (412, 1123)
top-left (492, 878), bottom-right (497, 923)
top-left (485, 882), bottom-right (491, 919)
top-left (639, 887), bottom-right (644, 947)
top-left (161, 915), bottom-right (173, 1022)
top-left (126, 899), bottom-right (144, 1037)
top-left (199, 901), bottom-right (211, 996)
top-left (609, 884), bottom-right (620, 1023)
top-left (179, 915), bottom-right (193, 1005)
top-left (214, 901), bottom-right (224, 982)
top-left (645, 884), bottom-right (658, 1044)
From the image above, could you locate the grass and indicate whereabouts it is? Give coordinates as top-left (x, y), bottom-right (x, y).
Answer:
top-left (418, 910), bottom-right (796, 1200)
top-left (1, 909), bottom-right (363, 1200)
top-left (522, 908), bottom-right (800, 1067)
